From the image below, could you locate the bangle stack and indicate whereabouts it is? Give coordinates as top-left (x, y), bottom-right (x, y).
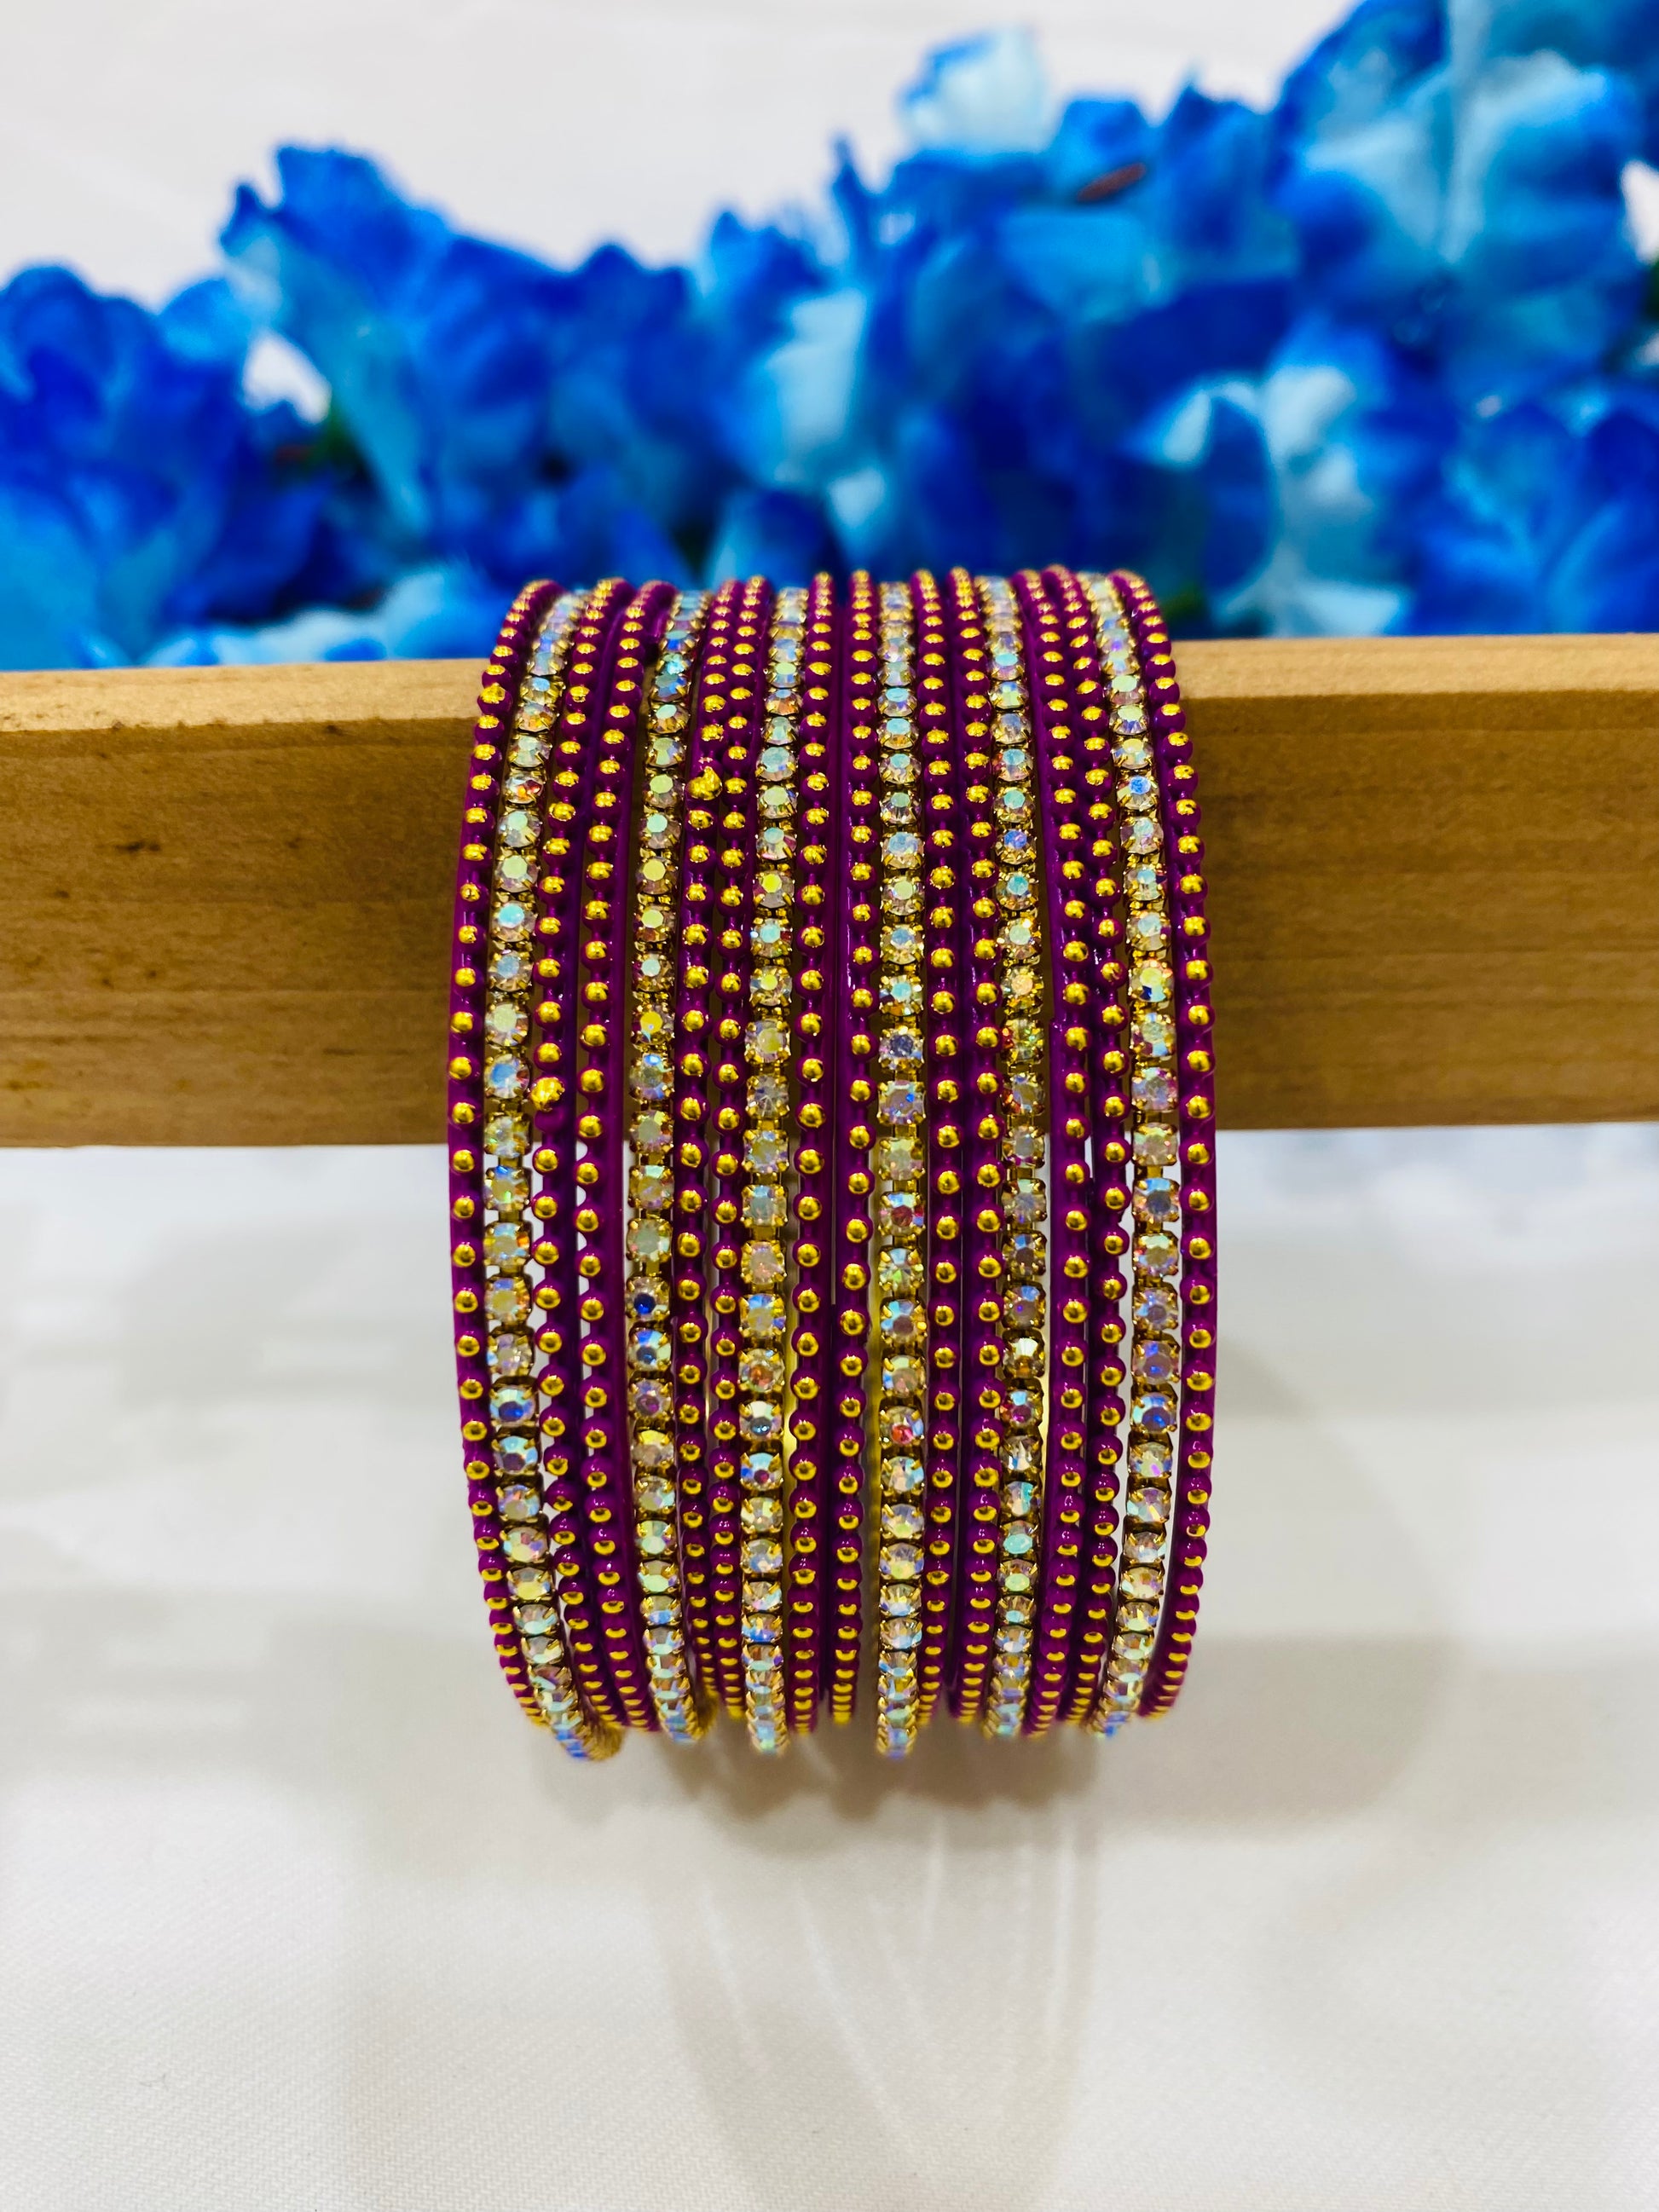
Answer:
top-left (449, 567), bottom-right (1217, 1759)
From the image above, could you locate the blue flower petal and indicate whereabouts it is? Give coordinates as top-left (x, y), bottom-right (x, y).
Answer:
top-left (707, 487), bottom-right (836, 582)
top-left (900, 32), bottom-right (1054, 159)
top-left (6, 8), bottom-right (1659, 652)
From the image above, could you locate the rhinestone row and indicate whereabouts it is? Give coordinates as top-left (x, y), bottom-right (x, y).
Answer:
top-left (869, 578), bottom-right (928, 1756)
top-left (627, 588), bottom-right (712, 1741)
top-left (977, 575), bottom-right (1051, 1737)
top-left (1014, 569), bottom-right (1095, 1737)
top-left (569, 587), bottom-right (676, 1730)
top-left (828, 571), bottom-right (882, 1723)
top-left (1077, 575), bottom-right (1180, 1730)
top-left (485, 589), bottom-right (596, 1743)
top-left (1040, 565), bottom-right (1134, 1726)
top-left (948, 568), bottom-right (1005, 1724)
top-left (703, 580), bottom-right (782, 1730)
top-left (783, 576), bottom-right (839, 1733)
top-left (463, 586), bottom-right (624, 1756)
top-left (522, 584), bottom-right (638, 1743)
top-left (449, 585), bottom-right (566, 1732)
top-left (734, 584), bottom-right (809, 1753)
top-left (1116, 575), bottom-right (1217, 1717)
top-left (913, 572), bottom-right (965, 1730)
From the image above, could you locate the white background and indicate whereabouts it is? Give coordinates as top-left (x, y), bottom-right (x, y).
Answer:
top-left (3, 0), bottom-right (1344, 300)
top-left (3, 6), bottom-right (1658, 2209)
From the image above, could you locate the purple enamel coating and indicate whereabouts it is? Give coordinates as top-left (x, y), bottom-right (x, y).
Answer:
top-left (448, 581), bottom-right (559, 1723)
top-left (1111, 575), bottom-right (1216, 1716)
top-left (784, 573), bottom-right (840, 1730)
top-left (827, 575), bottom-right (880, 1718)
top-left (945, 572), bottom-right (1003, 1722)
top-left (708, 577), bottom-right (776, 1720)
top-left (671, 580), bottom-right (745, 1716)
top-left (1040, 566), bottom-right (1132, 1724)
top-left (529, 580), bottom-right (635, 1730)
top-left (577, 580), bottom-right (678, 1731)
top-left (913, 575), bottom-right (965, 1727)
top-left (1013, 570), bottom-right (1091, 1735)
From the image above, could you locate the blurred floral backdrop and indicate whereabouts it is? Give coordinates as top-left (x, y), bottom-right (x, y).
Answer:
top-left (3, 0), bottom-right (1658, 665)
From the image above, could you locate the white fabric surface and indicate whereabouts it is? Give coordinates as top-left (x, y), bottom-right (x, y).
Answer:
top-left (1, 1127), bottom-right (1656, 2210)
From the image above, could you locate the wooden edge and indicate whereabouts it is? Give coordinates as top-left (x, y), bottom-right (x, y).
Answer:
top-left (3, 633), bottom-right (1659, 739)
top-left (3, 636), bottom-right (1656, 1145)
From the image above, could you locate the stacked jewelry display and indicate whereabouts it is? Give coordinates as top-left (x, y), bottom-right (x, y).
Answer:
top-left (448, 568), bottom-right (1214, 1759)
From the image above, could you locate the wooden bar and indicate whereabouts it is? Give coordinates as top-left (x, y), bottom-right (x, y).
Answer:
top-left (3, 637), bottom-right (1656, 1146)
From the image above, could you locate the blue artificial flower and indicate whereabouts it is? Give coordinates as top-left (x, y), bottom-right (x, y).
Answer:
top-left (1410, 378), bottom-right (1659, 628)
top-left (220, 148), bottom-right (826, 592)
top-left (1274, 0), bottom-right (1647, 402)
top-left (150, 564), bottom-right (512, 664)
top-left (2, 2), bottom-right (1657, 659)
top-left (1471, 0), bottom-right (1659, 165)
top-left (0, 266), bottom-right (331, 667)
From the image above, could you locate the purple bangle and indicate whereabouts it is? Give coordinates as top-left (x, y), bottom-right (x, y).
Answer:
top-left (708, 576), bottom-right (777, 1728)
top-left (784, 572), bottom-right (839, 1734)
top-left (569, 580), bottom-right (678, 1733)
top-left (975, 573), bottom-right (1049, 1740)
top-left (1076, 572), bottom-right (1187, 1730)
top-left (669, 580), bottom-right (746, 1718)
top-left (945, 568), bottom-right (1003, 1723)
top-left (1113, 574), bottom-right (1215, 1717)
top-left (826, 570), bottom-right (881, 1723)
top-left (528, 580), bottom-right (634, 1736)
top-left (627, 586), bottom-right (714, 1740)
top-left (448, 582), bottom-right (560, 1731)
top-left (512, 588), bottom-right (620, 1753)
top-left (1042, 565), bottom-right (1133, 1726)
top-left (1013, 569), bottom-right (1092, 1736)
top-left (913, 572), bottom-right (966, 1731)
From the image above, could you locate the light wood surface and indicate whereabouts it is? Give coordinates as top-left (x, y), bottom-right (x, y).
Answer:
top-left (3, 638), bottom-right (1656, 1145)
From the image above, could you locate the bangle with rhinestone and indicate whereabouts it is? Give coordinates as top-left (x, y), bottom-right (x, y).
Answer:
top-left (626, 586), bottom-right (714, 1740)
top-left (487, 586), bottom-right (607, 1747)
top-left (569, 583), bottom-right (675, 1734)
top-left (1073, 574), bottom-right (1182, 1732)
top-left (506, 588), bottom-right (613, 1744)
top-left (472, 591), bottom-right (601, 1736)
top-left (734, 584), bottom-right (801, 1753)
top-left (732, 580), bottom-right (804, 1753)
top-left (528, 582), bottom-right (634, 1736)
top-left (1042, 565), bottom-right (1133, 1726)
top-left (868, 577), bottom-right (930, 1755)
top-left (461, 586), bottom-right (623, 1753)
top-left (703, 577), bottom-right (776, 1727)
top-left (449, 583), bottom-right (576, 1735)
top-left (525, 581), bottom-right (637, 1737)
top-left (827, 570), bottom-right (881, 1722)
top-left (670, 580), bottom-right (743, 1717)
top-left (784, 574), bottom-right (838, 1735)
top-left (1011, 569), bottom-right (1095, 1735)
top-left (945, 567), bottom-right (1003, 1722)
top-left (1114, 573), bottom-right (1215, 1718)
top-left (977, 575), bottom-right (1050, 1738)
top-left (912, 570), bottom-right (965, 1732)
